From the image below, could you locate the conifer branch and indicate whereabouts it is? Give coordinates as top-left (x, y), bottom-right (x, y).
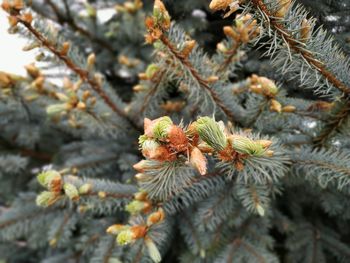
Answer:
top-left (295, 160), bottom-right (350, 178)
top-left (250, 0), bottom-right (350, 96)
top-left (13, 15), bottom-right (141, 132)
top-left (227, 238), bottom-right (267, 263)
top-left (102, 239), bottom-right (116, 263)
top-left (2, 0), bottom-right (350, 261)
top-left (159, 35), bottom-right (236, 122)
top-left (69, 156), bottom-right (119, 170)
top-left (313, 101), bottom-right (350, 145)
top-left (139, 69), bottom-right (166, 114)
top-left (0, 137), bottom-right (53, 161)
top-left (42, 0), bottom-right (115, 54)
top-left (0, 205), bottom-right (61, 229)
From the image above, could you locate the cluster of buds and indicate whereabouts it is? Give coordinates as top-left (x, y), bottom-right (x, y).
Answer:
top-left (270, 99), bottom-right (296, 113)
top-left (23, 63), bottom-right (48, 98)
top-left (35, 170), bottom-right (63, 207)
top-left (46, 77), bottom-right (96, 118)
top-left (249, 74), bottom-right (279, 98)
top-left (248, 74), bottom-right (296, 113)
top-left (118, 55), bottom-right (141, 68)
top-left (189, 117), bottom-right (274, 171)
top-left (2, 0), bottom-right (33, 29)
top-left (137, 116), bottom-right (208, 175)
top-left (115, 0), bottom-right (143, 14)
top-left (223, 14), bottom-right (259, 45)
top-left (144, 0), bottom-right (171, 44)
top-left (36, 170), bottom-right (93, 207)
top-left (1, 0), bottom-right (24, 14)
top-left (209, 0), bottom-right (243, 18)
top-left (136, 116), bottom-right (276, 177)
top-left (107, 209), bottom-right (165, 262)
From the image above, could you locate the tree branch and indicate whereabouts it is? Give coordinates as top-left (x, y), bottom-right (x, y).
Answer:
top-left (251, 0), bottom-right (350, 96)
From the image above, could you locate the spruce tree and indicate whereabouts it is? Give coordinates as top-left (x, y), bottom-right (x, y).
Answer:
top-left (1, 0), bottom-right (350, 262)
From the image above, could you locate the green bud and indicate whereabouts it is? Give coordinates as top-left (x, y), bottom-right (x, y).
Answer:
top-left (145, 238), bottom-right (161, 263)
top-left (231, 136), bottom-right (265, 156)
top-left (37, 170), bottom-right (61, 188)
top-left (141, 139), bottom-right (160, 153)
top-left (153, 0), bottom-right (171, 29)
top-left (138, 134), bottom-right (149, 148)
top-left (46, 103), bottom-right (68, 117)
top-left (106, 224), bottom-right (128, 235)
top-left (195, 117), bottom-right (227, 151)
top-left (256, 204), bottom-right (265, 217)
top-left (36, 191), bottom-right (56, 207)
top-left (267, 84), bottom-right (279, 96)
top-left (63, 183), bottom-right (79, 200)
top-left (125, 200), bottom-right (146, 215)
top-left (153, 41), bottom-right (163, 50)
top-left (78, 183), bottom-right (92, 194)
top-left (145, 64), bottom-right (160, 79)
top-left (117, 228), bottom-right (134, 245)
top-left (152, 116), bottom-right (172, 139)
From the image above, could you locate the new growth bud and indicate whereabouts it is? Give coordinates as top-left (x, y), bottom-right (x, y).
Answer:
top-left (153, 0), bottom-right (171, 30)
top-left (270, 99), bottom-right (282, 113)
top-left (78, 183), bottom-right (93, 194)
top-left (145, 64), bottom-right (160, 79)
top-left (87, 53), bottom-right (96, 70)
top-left (230, 135), bottom-right (266, 157)
top-left (275, 0), bottom-right (291, 18)
top-left (181, 40), bottom-right (196, 58)
top-left (193, 117), bottom-right (227, 151)
top-left (209, 0), bottom-right (240, 18)
top-left (37, 170), bottom-right (62, 188)
top-left (63, 183), bottom-right (79, 201)
top-left (106, 224), bottom-right (127, 235)
top-left (147, 208), bottom-right (165, 226)
top-left (36, 191), bottom-right (59, 207)
top-left (126, 200), bottom-right (151, 215)
top-left (190, 147), bottom-right (207, 175)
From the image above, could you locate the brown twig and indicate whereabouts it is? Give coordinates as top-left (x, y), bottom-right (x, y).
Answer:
top-left (159, 34), bottom-right (236, 122)
top-left (44, 0), bottom-right (115, 54)
top-left (103, 237), bottom-right (116, 263)
top-left (139, 69), bottom-right (166, 114)
top-left (313, 101), bottom-right (350, 145)
top-left (217, 40), bottom-right (242, 74)
top-left (85, 191), bottom-right (134, 199)
top-left (251, 0), bottom-right (350, 96)
top-left (16, 16), bottom-right (141, 132)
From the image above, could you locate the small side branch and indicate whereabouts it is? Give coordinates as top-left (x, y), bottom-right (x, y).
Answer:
top-left (313, 102), bottom-right (350, 145)
top-left (15, 16), bottom-right (141, 132)
top-left (159, 35), bottom-right (236, 122)
top-left (43, 0), bottom-right (115, 54)
top-left (251, 0), bottom-right (350, 95)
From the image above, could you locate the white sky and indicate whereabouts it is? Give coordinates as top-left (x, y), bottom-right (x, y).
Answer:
top-left (0, 9), bottom-right (36, 75)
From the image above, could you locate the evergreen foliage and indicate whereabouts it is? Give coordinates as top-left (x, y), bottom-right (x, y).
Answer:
top-left (0, 0), bottom-right (350, 262)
